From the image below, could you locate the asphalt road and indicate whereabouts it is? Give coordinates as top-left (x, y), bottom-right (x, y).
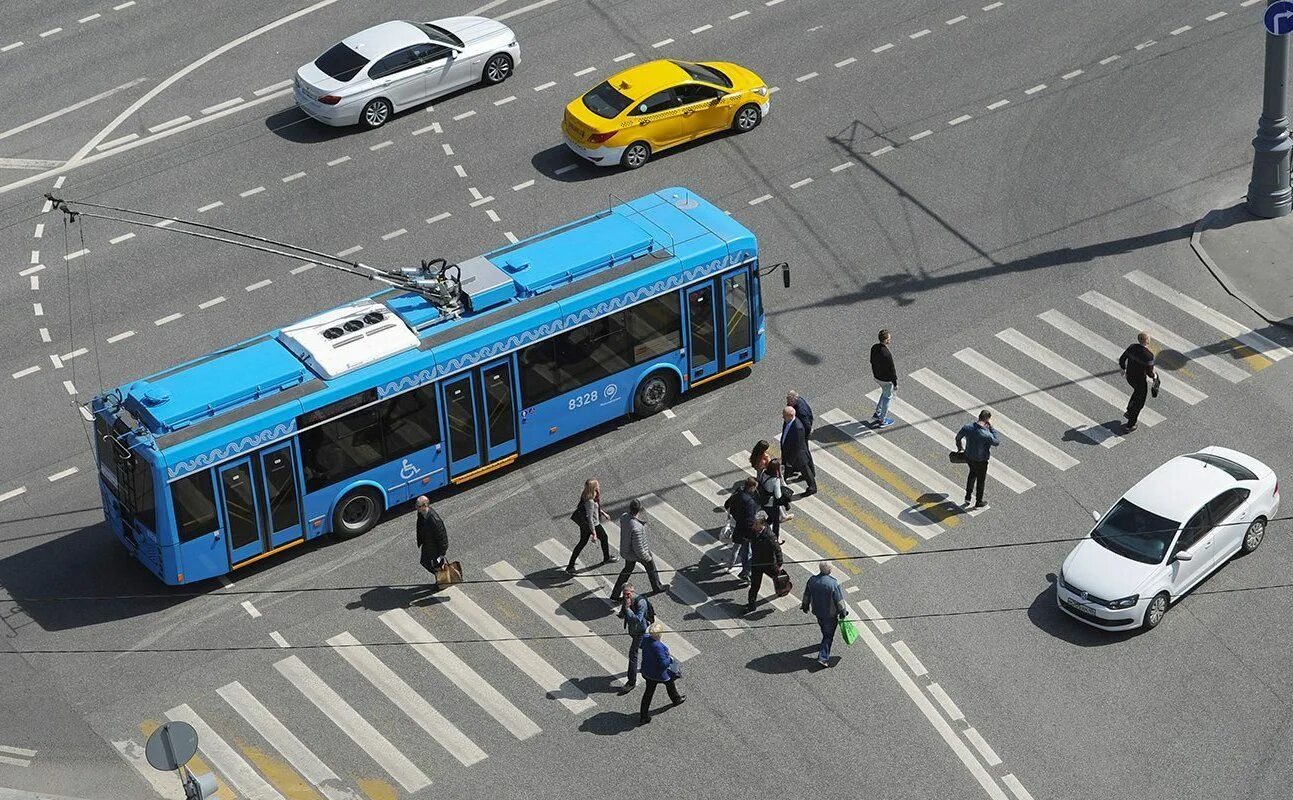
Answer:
top-left (2, 1), bottom-right (1292, 799)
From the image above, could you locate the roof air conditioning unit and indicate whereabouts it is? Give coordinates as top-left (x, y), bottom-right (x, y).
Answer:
top-left (277, 300), bottom-right (418, 379)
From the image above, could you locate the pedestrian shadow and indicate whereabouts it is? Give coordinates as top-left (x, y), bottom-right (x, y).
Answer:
top-left (576, 709), bottom-right (643, 735)
top-left (344, 585), bottom-right (443, 612)
top-left (567, 673), bottom-right (623, 698)
top-left (1061, 422), bottom-right (1125, 446)
top-left (746, 644), bottom-right (820, 674)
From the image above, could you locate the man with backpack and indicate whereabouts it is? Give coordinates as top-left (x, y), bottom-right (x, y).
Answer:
top-left (618, 584), bottom-right (654, 694)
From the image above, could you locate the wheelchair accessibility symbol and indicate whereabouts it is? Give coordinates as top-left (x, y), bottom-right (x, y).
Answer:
top-left (400, 459), bottom-right (421, 481)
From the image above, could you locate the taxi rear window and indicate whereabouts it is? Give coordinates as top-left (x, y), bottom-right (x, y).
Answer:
top-left (582, 81), bottom-right (633, 118)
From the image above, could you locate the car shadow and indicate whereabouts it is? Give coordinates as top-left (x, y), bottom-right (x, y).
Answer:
top-left (1027, 573), bottom-right (1139, 646)
top-left (531, 126), bottom-right (747, 182)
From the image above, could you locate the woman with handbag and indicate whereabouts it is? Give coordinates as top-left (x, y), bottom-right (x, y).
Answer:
top-left (639, 621), bottom-right (685, 724)
top-left (758, 458), bottom-right (794, 537)
top-left (566, 478), bottom-right (619, 574)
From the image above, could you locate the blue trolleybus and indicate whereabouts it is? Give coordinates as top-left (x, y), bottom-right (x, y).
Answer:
top-left (91, 188), bottom-right (767, 584)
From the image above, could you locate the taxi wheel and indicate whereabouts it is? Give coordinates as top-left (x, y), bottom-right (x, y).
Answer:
top-left (621, 141), bottom-right (651, 170)
top-left (483, 53), bottom-right (513, 85)
top-left (361, 99), bottom-right (392, 129)
top-left (732, 103), bottom-right (762, 133)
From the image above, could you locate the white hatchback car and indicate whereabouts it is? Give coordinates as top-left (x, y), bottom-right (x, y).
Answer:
top-left (295, 17), bottom-right (519, 129)
top-left (1057, 447), bottom-right (1277, 632)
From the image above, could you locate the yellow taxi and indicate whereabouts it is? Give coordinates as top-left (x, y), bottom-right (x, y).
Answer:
top-left (562, 59), bottom-right (769, 169)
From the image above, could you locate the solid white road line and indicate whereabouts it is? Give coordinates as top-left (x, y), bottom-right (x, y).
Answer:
top-left (821, 409), bottom-right (977, 512)
top-left (996, 328), bottom-right (1164, 426)
top-left (1080, 291), bottom-right (1249, 382)
top-left (484, 563), bottom-right (627, 677)
top-left (381, 607), bottom-right (542, 738)
top-left (535, 540), bottom-right (702, 659)
top-left (954, 348), bottom-right (1118, 448)
top-left (167, 703), bottom-right (288, 800)
top-left (642, 492), bottom-right (779, 616)
top-left (692, 469), bottom-right (856, 579)
top-left (275, 655), bottom-right (432, 792)
top-left (1038, 310), bottom-right (1206, 404)
top-left (868, 391), bottom-right (1035, 493)
top-left (0, 79), bottom-right (147, 143)
top-left (440, 585), bottom-right (597, 713)
top-left (806, 444), bottom-right (945, 539)
top-left (1124, 270), bottom-right (1290, 360)
top-left (328, 632), bottom-right (487, 766)
top-left (216, 681), bottom-right (356, 799)
top-left (909, 368), bottom-right (1080, 469)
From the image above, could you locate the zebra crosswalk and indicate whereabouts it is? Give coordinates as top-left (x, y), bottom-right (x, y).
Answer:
top-left (111, 271), bottom-right (1287, 799)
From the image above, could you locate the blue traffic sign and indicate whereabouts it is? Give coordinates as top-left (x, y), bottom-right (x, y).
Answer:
top-left (1266, 0), bottom-right (1293, 36)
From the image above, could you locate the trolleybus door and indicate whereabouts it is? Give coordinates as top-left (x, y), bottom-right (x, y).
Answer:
top-left (442, 373), bottom-right (482, 477)
top-left (478, 358), bottom-right (519, 463)
top-left (217, 457), bottom-right (267, 565)
top-left (719, 269), bottom-right (754, 368)
top-left (685, 282), bottom-right (719, 382)
top-left (258, 445), bottom-right (303, 548)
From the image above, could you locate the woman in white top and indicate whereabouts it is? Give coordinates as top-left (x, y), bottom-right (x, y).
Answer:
top-left (566, 478), bottom-right (618, 573)
top-left (758, 458), bottom-right (793, 537)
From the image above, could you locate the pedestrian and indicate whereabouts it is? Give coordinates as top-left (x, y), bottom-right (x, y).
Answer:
top-left (724, 476), bottom-right (761, 582)
top-left (415, 495), bottom-right (449, 590)
top-left (638, 621), bottom-right (685, 724)
top-left (780, 405), bottom-right (817, 496)
top-left (610, 498), bottom-right (665, 601)
top-left (618, 584), bottom-right (653, 694)
top-left (1119, 331), bottom-right (1158, 432)
top-left (870, 329), bottom-right (897, 428)
top-left (566, 478), bottom-right (619, 574)
top-left (749, 439), bottom-right (771, 472)
top-left (785, 391), bottom-right (814, 479)
top-left (801, 561), bottom-right (848, 667)
top-left (746, 511), bottom-right (784, 613)
top-left (757, 457), bottom-right (794, 538)
top-left (955, 410), bottom-right (1001, 509)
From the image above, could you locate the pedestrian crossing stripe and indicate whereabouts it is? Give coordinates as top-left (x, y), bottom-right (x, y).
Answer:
top-left (864, 392), bottom-right (1036, 494)
top-left (1038, 310), bottom-right (1206, 405)
top-left (909, 368), bottom-right (1080, 470)
top-left (165, 704), bottom-right (289, 800)
top-left (994, 329), bottom-right (1165, 427)
top-left (438, 585), bottom-right (598, 712)
top-left (953, 348), bottom-right (1120, 448)
top-left (1080, 291), bottom-right (1249, 383)
top-left (533, 539), bottom-right (702, 660)
top-left (805, 444), bottom-right (945, 540)
top-left (815, 431), bottom-right (963, 526)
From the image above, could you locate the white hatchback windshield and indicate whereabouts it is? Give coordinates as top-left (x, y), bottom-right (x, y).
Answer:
top-left (1092, 499), bottom-right (1180, 564)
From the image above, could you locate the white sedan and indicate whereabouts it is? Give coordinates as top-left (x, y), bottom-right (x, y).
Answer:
top-left (295, 17), bottom-right (519, 129)
top-left (1057, 446), bottom-right (1277, 632)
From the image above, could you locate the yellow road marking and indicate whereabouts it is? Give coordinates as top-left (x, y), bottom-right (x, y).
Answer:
top-left (837, 442), bottom-right (960, 527)
top-left (358, 777), bottom-right (400, 800)
top-left (825, 491), bottom-right (918, 551)
top-left (141, 720), bottom-right (232, 800)
top-left (1230, 342), bottom-right (1273, 371)
top-left (237, 739), bottom-right (320, 800)
top-left (787, 518), bottom-right (863, 575)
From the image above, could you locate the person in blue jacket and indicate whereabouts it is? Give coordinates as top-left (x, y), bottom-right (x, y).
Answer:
top-left (639, 622), bottom-right (685, 724)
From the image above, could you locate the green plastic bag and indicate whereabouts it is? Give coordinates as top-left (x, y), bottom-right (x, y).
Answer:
top-left (839, 617), bottom-right (859, 646)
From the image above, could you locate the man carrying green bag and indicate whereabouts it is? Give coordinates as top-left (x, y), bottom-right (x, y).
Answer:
top-left (801, 561), bottom-right (850, 668)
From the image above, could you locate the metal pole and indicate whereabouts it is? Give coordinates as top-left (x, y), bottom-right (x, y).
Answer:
top-left (1248, 1), bottom-right (1293, 218)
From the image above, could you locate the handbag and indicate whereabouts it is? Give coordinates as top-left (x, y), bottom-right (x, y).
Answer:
top-left (435, 560), bottom-right (464, 586)
top-left (839, 618), bottom-right (860, 646)
top-left (719, 513), bottom-right (736, 542)
top-left (1150, 375), bottom-right (1161, 398)
top-left (668, 656), bottom-right (683, 680)
top-left (949, 450), bottom-right (967, 464)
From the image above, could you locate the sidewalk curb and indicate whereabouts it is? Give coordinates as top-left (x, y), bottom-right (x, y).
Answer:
top-left (1190, 203), bottom-right (1293, 332)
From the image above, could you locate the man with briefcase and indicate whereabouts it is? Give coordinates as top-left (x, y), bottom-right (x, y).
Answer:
top-left (415, 495), bottom-right (458, 591)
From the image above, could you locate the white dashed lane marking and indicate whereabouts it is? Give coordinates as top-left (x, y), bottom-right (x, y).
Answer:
top-left (245, 279), bottom-right (273, 291)
top-left (909, 130), bottom-right (933, 141)
top-left (1170, 25), bottom-right (1192, 36)
top-left (198, 201), bottom-right (223, 212)
top-left (282, 171), bottom-right (306, 182)
top-left (946, 15), bottom-right (967, 24)
top-left (148, 115), bottom-right (191, 133)
top-left (12, 366), bottom-right (40, 379)
top-left (554, 164), bottom-right (577, 175)
top-left (504, 231), bottom-right (519, 243)
top-left (290, 263), bottom-right (316, 275)
top-left (239, 186), bottom-right (265, 197)
top-left (1062, 69), bottom-right (1083, 80)
top-left (327, 155), bottom-right (351, 165)
top-left (199, 297), bottom-right (226, 309)
top-left (114, 1), bottom-right (137, 9)
top-left (381, 229), bottom-right (407, 241)
top-left (154, 313), bottom-right (183, 326)
top-left (574, 67), bottom-right (596, 76)
top-left (62, 380), bottom-right (76, 395)
top-left (662, 409), bottom-right (676, 419)
top-left (270, 631), bottom-right (290, 648)
top-left (691, 24), bottom-right (713, 34)
top-left (47, 467), bottom-right (78, 482)
top-left (337, 245), bottom-right (362, 257)
top-left (1206, 11), bottom-right (1227, 21)
top-left (790, 177), bottom-right (813, 189)
top-left (241, 600), bottom-right (262, 619)
top-left (613, 52), bottom-right (635, 62)
top-left (33, 223), bottom-right (43, 238)
top-left (493, 95), bottom-right (516, 106)
top-left (1099, 55), bottom-right (1120, 65)
top-left (1024, 84), bottom-right (1046, 94)
top-left (909, 29), bottom-right (930, 39)
top-left (512, 179), bottom-right (535, 191)
top-left (948, 114), bottom-right (972, 126)
top-left (982, 1), bottom-right (1003, 9)
top-left (1, 42), bottom-right (24, 53)
top-left (729, 10), bottom-right (750, 19)
top-left (834, 57), bottom-right (856, 68)
top-left (485, 209), bottom-right (501, 222)
top-left (106, 331), bottom-right (135, 343)
top-left (652, 38), bottom-right (674, 48)
top-left (0, 487), bottom-right (27, 503)
top-left (682, 430), bottom-right (701, 446)
top-left (201, 97), bottom-right (244, 115)
top-left (870, 145), bottom-right (894, 156)
top-left (427, 212), bottom-right (452, 224)
top-left (454, 165), bottom-right (468, 178)
top-left (987, 99), bottom-right (1010, 110)
top-left (830, 161), bottom-right (854, 172)
top-left (872, 43), bottom-right (894, 53)
top-left (370, 140), bottom-right (393, 150)
top-left (796, 72), bottom-right (818, 82)
top-left (254, 79), bottom-right (291, 96)
top-left (40, 28), bottom-right (63, 38)
top-left (748, 194), bottom-right (772, 205)
top-left (64, 249), bottom-right (89, 261)
top-left (534, 81), bottom-right (557, 91)
top-left (1135, 41), bottom-right (1156, 50)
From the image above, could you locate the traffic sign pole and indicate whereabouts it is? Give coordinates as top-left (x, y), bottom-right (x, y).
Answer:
top-left (1248, 0), bottom-right (1293, 218)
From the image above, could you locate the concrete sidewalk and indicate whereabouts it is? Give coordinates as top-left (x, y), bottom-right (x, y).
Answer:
top-left (1193, 201), bottom-right (1293, 328)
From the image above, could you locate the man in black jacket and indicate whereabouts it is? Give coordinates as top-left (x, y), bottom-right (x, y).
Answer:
top-left (415, 495), bottom-right (449, 589)
top-left (746, 512), bottom-right (783, 613)
top-left (780, 406), bottom-right (817, 495)
top-left (870, 329), bottom-right (897, 428)
top-left (785, 390), bottom-right (814, 480)
top-left (725, 477), bottom-right (761, 582)
top-left (1118, 331), bottom-right (1157, 432)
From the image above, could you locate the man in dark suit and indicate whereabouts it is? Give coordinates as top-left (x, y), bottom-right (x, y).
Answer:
top-left (415, 495), bottom-right (449, 589)
top-left (784, 390), bottom-right (814, 480)
top-left (779, 406), bottom-right (817, 495)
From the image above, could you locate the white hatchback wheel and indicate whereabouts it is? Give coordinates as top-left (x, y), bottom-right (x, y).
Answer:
top-left (1142, 592), bottom-right (1169, 630)
top-left (1241, 518), bottom-right (1266, 553)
